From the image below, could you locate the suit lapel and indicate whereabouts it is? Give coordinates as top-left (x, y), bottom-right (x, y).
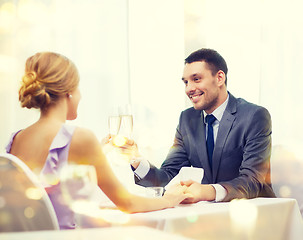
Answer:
top-left (190, 110), bottom-right (212, 183)
top-left (212, 93), bottom-right (237, 182)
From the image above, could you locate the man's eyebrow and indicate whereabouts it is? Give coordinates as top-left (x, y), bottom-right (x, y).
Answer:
top-left (182, 73), bottom-right (199, 81)
top-left (191, 73), bottom-right (199, 78)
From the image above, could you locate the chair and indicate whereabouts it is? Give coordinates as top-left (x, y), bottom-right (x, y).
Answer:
top-left (0, 153), bottom-right (59, 232)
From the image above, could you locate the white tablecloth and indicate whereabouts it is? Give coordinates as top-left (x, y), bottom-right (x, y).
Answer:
top-left (1, 198), bottom-right (301, 240)
top-left (0, 226), bottom-right (192, 240)
top-left (120, 198), bottom-right (303, 240)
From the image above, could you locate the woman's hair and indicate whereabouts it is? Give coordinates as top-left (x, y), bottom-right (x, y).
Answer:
top-left (19, 52), bottom-right (79, 110)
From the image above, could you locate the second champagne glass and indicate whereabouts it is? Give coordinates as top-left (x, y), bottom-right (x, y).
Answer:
top-left (119, 114), bottom-right (133, 139)
top-left (118, 104), bottom-right (133, 139)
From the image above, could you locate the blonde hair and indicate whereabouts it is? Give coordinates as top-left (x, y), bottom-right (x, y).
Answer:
top-left (19, 52), bottom-right (79, 110)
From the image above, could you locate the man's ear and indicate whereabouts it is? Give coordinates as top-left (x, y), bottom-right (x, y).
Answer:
top-left (217, 70), bottom-right (226, 86)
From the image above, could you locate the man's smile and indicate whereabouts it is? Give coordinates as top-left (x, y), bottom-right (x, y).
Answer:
top-left (189, 92), bottom-right (204, 102)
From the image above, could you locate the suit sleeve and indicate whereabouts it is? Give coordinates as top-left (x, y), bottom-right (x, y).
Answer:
top-left (220, 107), bottom-right (275, 201)
top-left (135, 112), bottom-right (191, 187)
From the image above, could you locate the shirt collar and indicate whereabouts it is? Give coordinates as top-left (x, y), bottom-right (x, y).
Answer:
top-left (203, 94), bottom-right (229, 123)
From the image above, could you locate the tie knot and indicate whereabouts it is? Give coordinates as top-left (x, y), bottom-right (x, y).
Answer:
top-left (206, 114), bottom-right (216, 125)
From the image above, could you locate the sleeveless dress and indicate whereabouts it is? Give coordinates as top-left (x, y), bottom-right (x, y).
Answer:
top-left (6, 124), bottom-right (77, 229)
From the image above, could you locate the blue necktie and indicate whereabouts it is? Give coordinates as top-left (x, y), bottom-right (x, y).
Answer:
top-left (206, 114), bottom-right (216, 169)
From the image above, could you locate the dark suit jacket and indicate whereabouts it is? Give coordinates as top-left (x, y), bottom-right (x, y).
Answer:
top-left (135, 93), bottom-right (276, 201)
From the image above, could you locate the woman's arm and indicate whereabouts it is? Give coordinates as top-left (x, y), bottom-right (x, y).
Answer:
top-left (68, 127), bottom-right (189, 213)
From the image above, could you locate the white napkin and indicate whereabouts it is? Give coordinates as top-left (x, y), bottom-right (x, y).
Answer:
top-left (165, 166), bottom-right (204, 190)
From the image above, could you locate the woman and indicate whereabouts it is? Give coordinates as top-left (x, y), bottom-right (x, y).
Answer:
top-left (6, 52), bottom-right (189, 229)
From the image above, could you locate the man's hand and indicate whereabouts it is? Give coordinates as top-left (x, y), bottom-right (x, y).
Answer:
top-left (180, 180), bottom-right (216, 204)
top-left (120, 138), bottom-right (142, 169)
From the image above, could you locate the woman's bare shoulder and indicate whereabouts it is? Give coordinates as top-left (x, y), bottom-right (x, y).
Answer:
top-left (69, 127), bottom-right (103, 163)
top-left (70, 127), bottom-right (100, 150)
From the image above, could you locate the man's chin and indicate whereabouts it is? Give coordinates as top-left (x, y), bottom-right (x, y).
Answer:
top-left (192, 103), bottom-right (204, 111)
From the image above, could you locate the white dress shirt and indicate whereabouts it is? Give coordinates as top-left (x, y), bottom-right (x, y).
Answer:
top-left (203, 95), bottom-right (229, 202)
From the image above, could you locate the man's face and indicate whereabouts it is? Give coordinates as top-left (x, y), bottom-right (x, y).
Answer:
top-left (182, 61), bottom-right (221, 113)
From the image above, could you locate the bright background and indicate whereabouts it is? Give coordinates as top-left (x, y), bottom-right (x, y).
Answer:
top-left (0, 0), bottom-right (302, 213)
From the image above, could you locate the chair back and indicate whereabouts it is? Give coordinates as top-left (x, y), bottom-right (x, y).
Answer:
top-left (0, 153), bottom-right (59, 232)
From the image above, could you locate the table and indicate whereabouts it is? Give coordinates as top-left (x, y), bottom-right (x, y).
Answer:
top-left (1, 198), bottom-right (302, 240)
top-left (107, 198), bottom-right (303, 240)
top-left (0, 226), bottom-right (192, 240)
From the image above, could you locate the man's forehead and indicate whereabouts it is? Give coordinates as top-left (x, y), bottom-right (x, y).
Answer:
top-left (182, 61), bottom-right (209, 78)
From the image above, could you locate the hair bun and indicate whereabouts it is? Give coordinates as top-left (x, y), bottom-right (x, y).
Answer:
top-left (19, 72), bottom-right (51, 109)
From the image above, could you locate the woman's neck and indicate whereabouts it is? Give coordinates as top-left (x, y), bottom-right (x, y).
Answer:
top-left (39, 99), bottom-right (67, 124)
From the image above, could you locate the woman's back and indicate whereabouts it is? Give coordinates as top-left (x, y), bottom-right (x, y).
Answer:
top-left (9, 121), bottom-right (63, 173)
top-left (7, 122), bottom-right (81, 229)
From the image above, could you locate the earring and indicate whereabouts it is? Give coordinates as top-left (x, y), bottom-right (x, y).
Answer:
top-left (68, 94), bottom-right (73, 98)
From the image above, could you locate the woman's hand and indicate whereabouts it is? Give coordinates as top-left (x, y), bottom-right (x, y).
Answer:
top-left (162, 184), bottom-right (192, 207)
top-left (101, 134), bottom-right (141, 166)
top-left (100, 134), bottom-right (112, 147)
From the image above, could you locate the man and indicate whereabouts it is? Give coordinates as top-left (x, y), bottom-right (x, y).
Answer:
top-left (130, 48), bottom-right (275, 203)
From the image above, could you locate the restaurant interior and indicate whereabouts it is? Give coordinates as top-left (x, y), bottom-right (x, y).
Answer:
top-left (0, 0), bottom-right (303, 239)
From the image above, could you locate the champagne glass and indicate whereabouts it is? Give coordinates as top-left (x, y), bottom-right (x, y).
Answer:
top-left (118, 104), bottom-right (133, 139)
top-left (60, 165), bottom-right (98, 219)
top-left (108, 115), bottom-right (121, 136)
top-left (119, 114), bottom-right (133, 139)
top-left (107, 105), bottom-right (136, 191)
top-left (108, 106), bottom-right (122, 136)
top-left (108, 105), bottom-right (133, 147)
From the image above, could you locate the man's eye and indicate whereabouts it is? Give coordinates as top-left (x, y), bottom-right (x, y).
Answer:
top-left (194, 78), bottom-right (200, 81)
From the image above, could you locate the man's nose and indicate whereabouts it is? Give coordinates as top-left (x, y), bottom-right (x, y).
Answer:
top-left (186, 81), bottom-right (195, 93)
